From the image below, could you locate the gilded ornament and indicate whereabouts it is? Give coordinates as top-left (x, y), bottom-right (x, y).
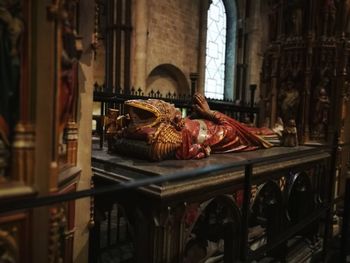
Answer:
top-left (112, 93), bottom-right (275, 161)
top-left (0, 229), bottom-right (19, 263)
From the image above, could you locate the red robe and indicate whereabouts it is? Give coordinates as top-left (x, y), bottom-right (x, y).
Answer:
top-left (176, 111), bottom-right (272, 159)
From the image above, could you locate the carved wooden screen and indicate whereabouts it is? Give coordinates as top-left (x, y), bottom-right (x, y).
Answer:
top-left (46, 2), bottom-right (82, 262)
top-left (0, 1), bottom-right (33, 262)
top-left (48, 0), bottom-right (81, 173)
top-left (0, 0), bottom-right (34, 185)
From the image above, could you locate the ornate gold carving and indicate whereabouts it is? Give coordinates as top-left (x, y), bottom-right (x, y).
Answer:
top-left (125, 99), bottom-right (182, 129)
top-left (91, 0), bottom-right (101, 57)
top-left (64, 228), bottom-right (75, 240)
top-left (0, 229), bottom-right (19, 263)
top-left (149, 123), bottom-right (182, 161)
top-left (11, 123), bottom-right (35, 184)
top-left (104, 108), bottom-right (119, 135)
top-left (48, 205), bottom-right (67, 263)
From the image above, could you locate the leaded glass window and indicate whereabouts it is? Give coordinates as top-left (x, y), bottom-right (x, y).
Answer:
top-left (204, 0), bottom-right (227, 100)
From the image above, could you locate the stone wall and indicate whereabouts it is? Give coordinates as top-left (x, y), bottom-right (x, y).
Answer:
top-left (132, 0), bottom-right (200, 95)
top-left (245, 0), bottom-right (269, 103)
top-left (93, 0), bottom-right (272, 102)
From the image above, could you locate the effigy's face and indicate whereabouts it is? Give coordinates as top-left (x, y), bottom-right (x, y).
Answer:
top-left (114, 99), bottom-right (183, 161)
top-left (125, 100), bottom-right (160, 129)
top-left (125, 99), bottom-right (181, 129)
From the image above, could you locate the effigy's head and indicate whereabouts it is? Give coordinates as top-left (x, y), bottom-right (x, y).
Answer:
top-left (113, 99), bottom-right (183, 161)
top-left (125, 99), bottom-right (182, 129)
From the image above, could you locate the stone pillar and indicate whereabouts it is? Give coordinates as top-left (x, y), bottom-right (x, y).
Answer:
top-left (190, 73), bottom-right (199, 96)
top-left (132, 0), bottom-right (148, 90)
top-left (197, 0), bottom-right (210, 95)
top-left (224, 0), bottom-right (238, 100)
top-left (245, 1), bottom-right (262, 103)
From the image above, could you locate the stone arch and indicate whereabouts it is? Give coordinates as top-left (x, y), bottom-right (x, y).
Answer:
top-left (146, 64), bottom-right (190, 97)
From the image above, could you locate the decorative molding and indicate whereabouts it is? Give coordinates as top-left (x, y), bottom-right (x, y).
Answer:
top-left (11, 122), bottom-right (35, 184)
top-left (48, 205), bottom-right (67, 263)
top-left (65, 122), bottom-right (78, 166)
top-left (0, 229), bottom-right (19, 263)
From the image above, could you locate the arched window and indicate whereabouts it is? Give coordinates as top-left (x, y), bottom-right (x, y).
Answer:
top-left (204, 0), bottom-right (237, 100)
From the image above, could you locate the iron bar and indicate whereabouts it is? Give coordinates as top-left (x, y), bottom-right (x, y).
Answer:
top-left (249, 84), bottom-right (257, 122)
top-left (340, 173), bottom-right (350, 262)
top-left (116, 205), bottom-right (120, 242)
top-left (323, 133), bottom-right (339, 255)
top-left (107, 210), bottom-right (112, 245)
top-left (99, 102), bottom-right (105, 149)
top-left (93, 90), bottom-right (260, 114)
top-left (240, 164), bottom-right (253, 261)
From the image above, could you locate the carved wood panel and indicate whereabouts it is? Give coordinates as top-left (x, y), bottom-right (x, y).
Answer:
top-left (0, 212), bottom-right (30, 263)
top-left (0, 0), bottom-right (34, 185)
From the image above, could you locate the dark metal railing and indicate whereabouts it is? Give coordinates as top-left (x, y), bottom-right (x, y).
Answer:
top-left (93, 87), bottom-right (259, 118)
top-left (92, 85), bottom-right (260, 149)
top-left (89, 143), bottom-right (337, 262)
top-left (0, 142), bottom-right (346, 262)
